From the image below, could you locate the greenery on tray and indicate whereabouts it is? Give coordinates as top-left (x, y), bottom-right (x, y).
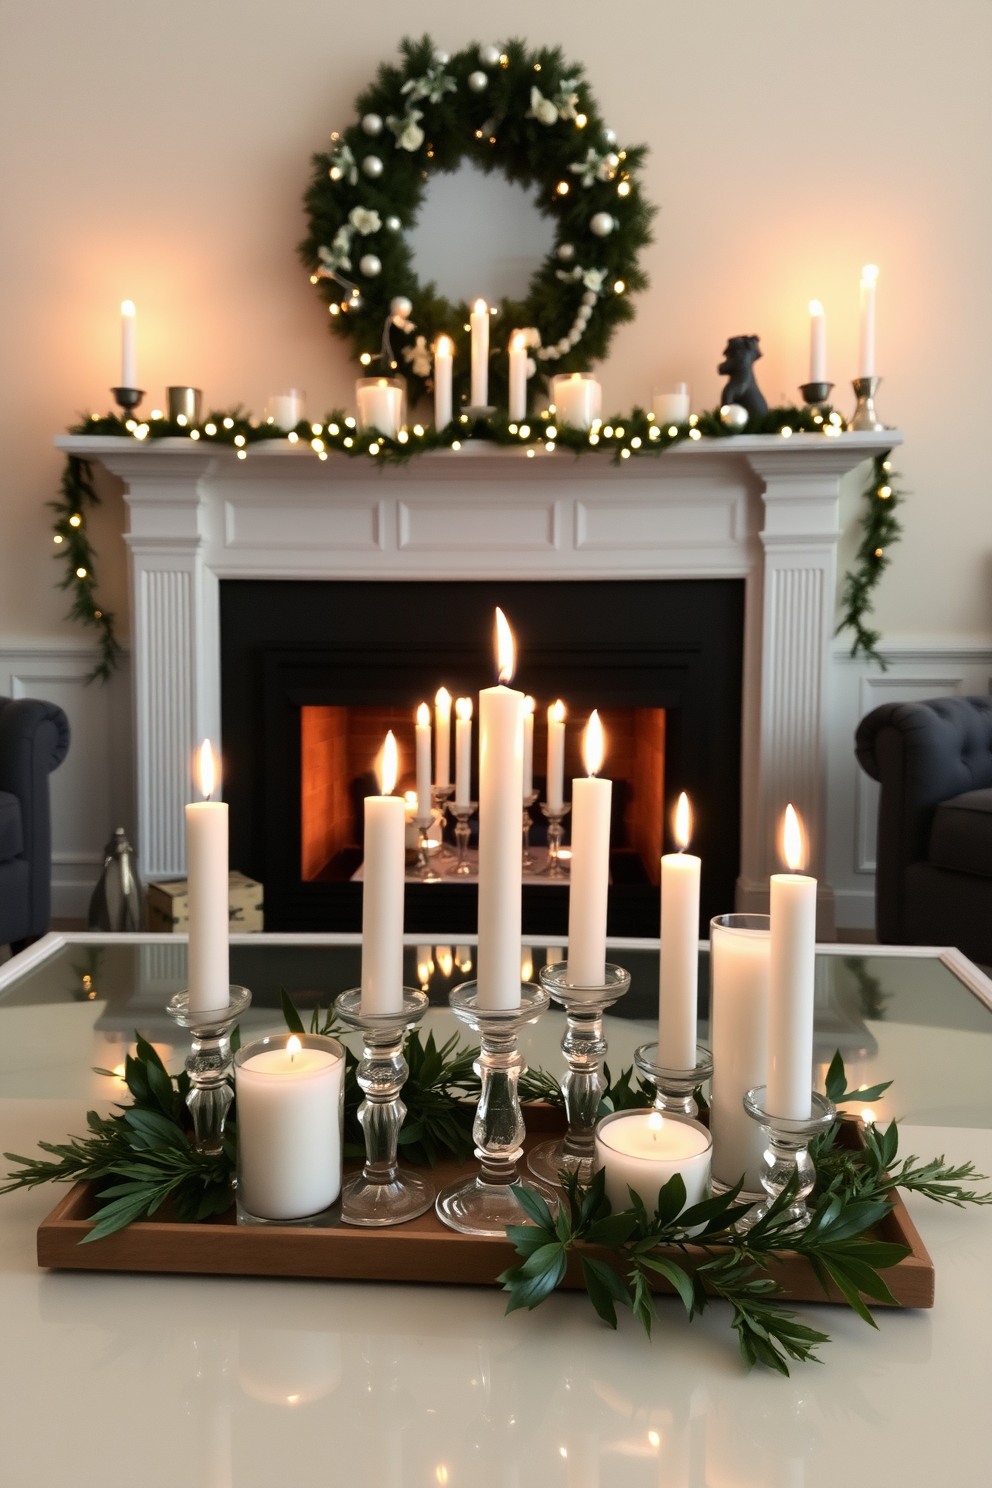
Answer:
top-left (498, 1052), bottom-right (991, 1375)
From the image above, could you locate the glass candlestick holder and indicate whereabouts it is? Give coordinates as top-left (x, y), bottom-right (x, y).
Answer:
top-left (742, 1086), bottom-right (836, 1232)
top-left (413, 811), bottom-right (442, 882)
top-left (528, 961), bottom-right (631, 1185)
top-left (540, 802), bottom-right (571, 879)
top-left (521, 790), bottom-right (539, 871)
top-left (436, 980), bottom-right (557, 1236)
top-left (166, 985), bottom-right (253, 1154)
top-left (445, 799), bottom-right (477, 875)
top-left (334, 988), bottom-right (435, 1226)
top-left (431, 783), bottom-right (456, 861)
top-left (634, 1041), bottom-right (713, 1120)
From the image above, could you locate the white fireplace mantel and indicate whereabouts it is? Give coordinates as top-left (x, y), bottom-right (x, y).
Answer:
top-left (58, 429), bottom-right (902, 929)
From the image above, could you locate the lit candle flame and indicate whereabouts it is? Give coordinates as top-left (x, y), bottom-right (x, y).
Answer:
top-left (417, 701), bottom-right (430, 727)
top-left (121, 299), bottom-right (135, 317)
top-left (435, 686), bottom-right (451, 715)
top-left (473, 298), bottom-right (488, 315)
top-left (435, 945), bottom-right (453, 978)
top-left (287, 1034), bottom-right (301, 1062)
top-left (379, 731), bottom-right (398, 794)
top-left (583, 710), bottom-right (604, 776)
top-left (648, 1111), bottom-right (663, 1133)
top-left (782, 802), bottom-right (806, 871)
top-left (435, 334), bottom-right (453, 357)
top-left (511, 330), bottom-right (526, 352)
top-left (494, 607), bottom-right (515, 684)
top-left (198, 739), bottom-right (217, 799)
top-left (674, 791), bottom-right (691, 850)
top-left (861, 1107), bottom-right (876, 1126)
top-left (523, 695), bottom-right (535, 715)
top-left (861, 263), bottom-right (879, 283)
top-left (551, 699), bottom-right (565, 724)
top-left (456, 696), bottom-right (473, 721)
top-left (809, 299), bottom-right (823, 316)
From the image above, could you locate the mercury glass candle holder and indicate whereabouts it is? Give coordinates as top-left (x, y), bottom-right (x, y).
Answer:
top-left (742, 1086), bottom-right (836, 1231)
top-left (436, 980), bottom-right (557, 1236)
top-left (445, 799), bottom-right (477, 875)
top-left (521, 790), bottom-right (539, 870)
top-left (540, 801), bottom-right (571, 879)
top-left (528, 961), bottom-right (631, 1185)
top-left (334, 988), bottom-right (435, 1226)
top-left (166, 985), bottom-right (252, 1154)
top-left (413, 811), bottom-right (442, 882)
top-left (431, 783), bottom-right (456, 861)
top-left (849, 375), bottom-right (885, 431)
top-left (633, 1041), bottom-right (713, 1120)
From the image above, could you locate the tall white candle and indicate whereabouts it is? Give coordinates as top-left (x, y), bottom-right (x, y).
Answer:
top-left (546, 699), bottom-right (566, 812)
top-left (553, 372), bottom-right (601, 430)
top-left (858, 265), bottom-right (878, 378)
top-left (566, 711), bottom-right (612, 986)
top-left (768, 804), bottom-right (817, 1120)
top-left (808, 300), bottom-right (827, 383)
top-left (120, 300), bottom-right (137, 388)
top-left (477, 608), bottom-right (523, 1010)
top-left (235, 1034), bottom-right (345, 1220)
top-left (361, 732), bottom-right (405, 1016)
top-left (658, 792), bottom-right (701, 1070)
top-left (415, 702), bottom-right (432, 820)
top-left (709, 915), bottom-right (770, 1192)
top-left (470, 298), bottom-right (490, 409)
top-left (434, 335), bottom-right (453, 428)
top-left (522, 696), bottom-right (535, 798)
top-left (455, 696), bottom-right (473, 807)
top-left (435, 686), bottom-right (452, 789)
top-left (185, 740), bottom-right (229, 1014)
top-left (356, 379), bottom-right (403, 438)
top-left (594, 1110), bottom-right (711, 1215)
top-left (508, 331), bottom-right (528, 421)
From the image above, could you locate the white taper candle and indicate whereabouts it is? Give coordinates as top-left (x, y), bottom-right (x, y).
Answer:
top-left (658, 792), bottom-right (700, 1070)
top-left (434, 335), bottom-right (453, 428)
top-left (546, 699), bottom-right (566, 813)
top-left (434, 687), bottom-right (452, 789)
top-left (767, 805), bottom-right (817, 1119)
top-left (470, 299), bottom-right (490, 409)
top-left (508, 331), bottom-right (528, 421)
top-left (185, 740), bottom-right (229, 1013)
top-left (455, 696), bottom-right (473, 807)
top-left (477, 609), bottom-right (523, 1010)
top-left (360, 731), bottom-right (405, 1015)
top-left (120, 300), bottom-right (137, 388)
top-left (415, 702), bottom-right (431, 820)
top-left (566, 711), bottom-right (612, 987)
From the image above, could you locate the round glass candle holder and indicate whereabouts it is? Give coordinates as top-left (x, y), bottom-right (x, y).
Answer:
top-left (742, 1085), bottom-right (836, 1231)
top-left (166, 984), bottom-right (252, 1155)
top-left (234, 1032), bottom-right (346, 1226)
top-left (594, 1108), bottom-right (712, 1217)
top-left (633, 1041), bottom-right (713, 1120)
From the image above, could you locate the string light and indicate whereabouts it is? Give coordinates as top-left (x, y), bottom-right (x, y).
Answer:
top-left (546, 425), bottom-right (558, 439)
top-left (237, 449), bottom-right (246, 460)
top-left (287, 431), bottom-right (299, 443)
top-left (369, 442), bottom-right (380, 455)
top-left (546, 440), bottom-right (555, 451)
top-left (345, 417), bottom-right (356, 428)
top-left (518, 424), bottom-right (531, 439)
top-left (556, 181), bottom-right (569, 195)
top-left (648, 425), bottom-right (660, 440)
top-left (190, 429), bottom-right (200, 440)
top-left (53, 534), bottom-right (63, 544)
top-left (604, 425), bottom-right (614, 438)
top-left (452, 439), bottom-right (462, 450)
top-left (205, 423), bottom-right (217, 436)
top-left (329, 423), bottom-right (340, 435)
top-left (69, 514), bottom-right (81, 527)
top-left (526, 448), bottom-right (535, 457)
top-left (614, 279), bottom-right (625, 293)
top-left (75, 566), bottom-right (87, 578)
top-left (875, 546), bottom-right (883, 557)
top-left (311, 438), bottom-right (325, 452)
top-left (413, 424), bottom-right (424, 436)
top-left (668, 425), bottom-right (678, 436)
top-left (588, 432), bottom-right (599, 444)
top-left (879, 484), bottom-right (892, 498)
top-left (620, 447), bottom-right (631, 459)
top-left (223, 417), bottom-right (234, 429)
top-left (360, 352), bottom-right (372, 365)
top-left (575, 113), bottom-right (587, 128)
top-left (397, 429), bottom-right (409, 444)
top-left (311, 423), bottom-right (323, 435)
top-left (780, 425), bottom-right (793, 438)
top-left (344, 436), bottom-right (354, 447)
top-left (631, 436), bottom-right (642, 448)
top-left (617, 180), bottom-right (630, 196)
top-left (689, 427), bottom-right (701, 440)
top-left (234, 434), bottom-right (246, 446)
top-left (508, 423), bottom-right (518, 434)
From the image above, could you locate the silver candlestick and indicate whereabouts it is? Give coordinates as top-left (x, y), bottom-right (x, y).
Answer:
top-left (166, 985), bottom-right (252, 1154)
top-left (413, 812), bottom-right (441, 882)
top-left (431, 783), bottom-right (456, 860)
top-left (634, 1041), bottom-right (713, 1120)
top-left (111, 386), bottom-right (144, 418)
top-left (799, 381), bottom-right (834, 408)
top-left (849, 376), bottom-right (885, 431)
top-left (540, 802), bottom-right (570, 879)
top-left (742, 1085), bottom-right (836, 1231)
top-left (521, 790), bottom-right (539, 870)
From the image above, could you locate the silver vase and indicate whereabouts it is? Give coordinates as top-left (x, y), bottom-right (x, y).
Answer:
top-left (88, 827), bottom-right (143, 931)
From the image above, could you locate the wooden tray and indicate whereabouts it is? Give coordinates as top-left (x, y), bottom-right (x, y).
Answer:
top-left (36, 1112), bottom-right (935, 1309)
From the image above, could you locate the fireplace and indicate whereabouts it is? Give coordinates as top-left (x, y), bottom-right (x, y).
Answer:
top-left (220, 578), bottom-right (743, 936)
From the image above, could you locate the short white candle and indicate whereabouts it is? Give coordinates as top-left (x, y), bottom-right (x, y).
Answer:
top-left (858, 265), bottom-right (878, 379)
top-left (454, 696), bottom-right (473, 807)
top-left (477, 609), bottom-right (523, 1010)
top-left (566, 712), bottom-right (612, 987)
top-left (120, 300), bottom-right (137, 388)
top-left (356, 378), bottom-right (403, 438)
top-left (522, 695), bottom-right (535, 798)
top-left (652, 384), bottom-right (689, 425)
top-left (435, 686), bottom-right (452, 789)
top-left (185, 740), bottom-right (229, 1014)
top-left (415, 702), bottom-right (432, 821)
top-left (768, 804), bottom-right (817, 1120)
top-left (235, 1034), bottom-right (345, 1220)
top-left (434, 335), bottom-right (453, 428)
top-left (808, 301), bottom-right (827, 384)
top-left (546, 699), bottom-right (566, 812)
top-left (709, 915), bottom-right (770, 1192)
top-left (508, 330), bottom-right (528, 422)
top-left (470, 298), bottom-right (490, 408)
top-left (658, 792), bottom-right (701, 1071)
top-left (553, 372), bottom-right (601, 430)
top-left (595, 1110), bottom-right (711, 1215)
top-left (267, 390), bottom-right (305, 431)
top-left (361, 732), bottom-right (405, 1016)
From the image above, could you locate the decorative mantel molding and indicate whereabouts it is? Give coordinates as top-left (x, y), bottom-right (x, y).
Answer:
top-left (58, 431), bottom-right (901, 927)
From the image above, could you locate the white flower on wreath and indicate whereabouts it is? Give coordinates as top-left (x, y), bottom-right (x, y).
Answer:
top-left (386, 108), bottom-right (425, 152)
top-left (402, 335), bottom-right (432, 378)
top-left (581, 267), bottom-right (607, 293)
top-left (348, 206), bottom-right (382, 235)
top-left (318, 228), bottom-right (354, 274)
top-left (527, 87), bottom-right (559, 127)
top-left (569, 147), bottom-right (619, 188)
top-left (329, 142), bottom-right (358, 185)
top-left (401, 63), bottom-right (456, 106)
top-left (553, 79), bottom-right (580, 120)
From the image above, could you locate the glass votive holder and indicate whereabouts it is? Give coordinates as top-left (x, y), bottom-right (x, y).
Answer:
top-left (550, 372), bottom-right (602, 430)
top-left (167, 386), bottom-right (202, 425)
top-left (594, 1108), bottom-right (711, 1217)
top-left (266, 390), bottom-right (306, 431)
top-left (234, 1032), bottom-right (345, 1226)
top-left (652, 384), bottom-right (690, 425)
top-left (356, 376), bottom-right (405, 439)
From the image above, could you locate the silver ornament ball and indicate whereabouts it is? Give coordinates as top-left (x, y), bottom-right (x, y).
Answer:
top-left (604, 128), bottom-right (617, 145)
top-left (468, 70), bottom-right (488, 93)
top-left (359, 254), bottom-right (382, 277)
top-left (720, 403), bottom-right (748, 430)
top-left (480, 44), bottom-right (501, 66)
top-left (390, 295), bottom-right (413, 318)
top-left (590, 212), bottom-right (615, 238)
top-left (557, 242), bottom-right (576, 262)
top-left (362, 155), bottom-right (384, 179)
top-left (361, 113), bottom-right (383, 136)
top-left (435, 50), bottom-right (449, 64)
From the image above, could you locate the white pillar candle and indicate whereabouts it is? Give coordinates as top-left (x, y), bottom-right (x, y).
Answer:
top-left (356, 378), bottom-right (403, 438)
top-left (566, 712), bottom-right (612, 987)
top-left (546, 699), bottom-right (566, 812)
top-left (120, 300), bottom-right (137, 388)
top-left (768, 804), bottom-right (817, 1120)
top-left (434, 335), bottom-right (453, 428)
top-left (185, 740), bottom-right (229, 1014)
top-left (361, 731), bottom-right (405, 1016)
top-left (709, 915), bottom-right (770, 1192)
top-left (553, 372), bottom-right (601, 431)
top-left (415, 702), bottom-right (432, 820)
top-left (267, 390), bottom-right (306, 431)
top-left (594, 1111), bottom-right (711, 1215)
top-left (508, 331), bottom-right (528, 421)
top-left (808, 301), bottom-right (827, 383)
top-left (455, 696), bottom-right (473, 807)
top-left (658, 792), bottom-right (701, 1070)
top-left (434, 686), bottom-right (452, 789)
top-left (651, 384), bottom-right (689, 425)
top-left (477, 608), bottom-right (524, 1010)
top-left (235, 1034), bottom-right (345, 1220)
top-left (470, 299), bottom-right (490, 408)
top-left (522, 696), bottom-right (535, 798)
top-left (858, 265), bottom-right (878, 378)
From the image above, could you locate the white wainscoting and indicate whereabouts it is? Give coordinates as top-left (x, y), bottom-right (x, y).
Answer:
top-left (0, 640), bottom-right (133, 920)
top-left (826, 639), bottom-right (992, 930)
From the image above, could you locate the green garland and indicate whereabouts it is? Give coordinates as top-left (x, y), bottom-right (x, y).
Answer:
top-left (50, 455), bottom-right (124, 684)
top-left (837, 452), bottom-right (905, 668)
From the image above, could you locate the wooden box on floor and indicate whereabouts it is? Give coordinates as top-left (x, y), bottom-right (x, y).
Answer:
top-left (146, 870), bottom-right (264, 933)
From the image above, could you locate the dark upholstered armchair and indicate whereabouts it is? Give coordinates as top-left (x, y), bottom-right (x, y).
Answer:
top-left (0, 697), bottom-right (70, 950)
top-left (856, 696), bottom-right (992, 963)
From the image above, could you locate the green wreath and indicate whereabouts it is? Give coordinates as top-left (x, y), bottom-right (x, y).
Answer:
top-left (298, 35), bottom-right (655, 411)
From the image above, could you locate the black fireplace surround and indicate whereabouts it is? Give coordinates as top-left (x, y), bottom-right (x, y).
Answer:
top-left (221, 579), bottom-right (744, 937)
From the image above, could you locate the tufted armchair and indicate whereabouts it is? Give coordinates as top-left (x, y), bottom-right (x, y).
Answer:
top-left (0, 697), bottom-right (70, 950)
top-left (856, 696), bottom-right (992, 963)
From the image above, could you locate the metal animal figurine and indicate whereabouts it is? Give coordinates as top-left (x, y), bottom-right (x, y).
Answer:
top-left (718, 335), bottom-right (767, 421)
top-left (88, 827), bottom-right (143, 931)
